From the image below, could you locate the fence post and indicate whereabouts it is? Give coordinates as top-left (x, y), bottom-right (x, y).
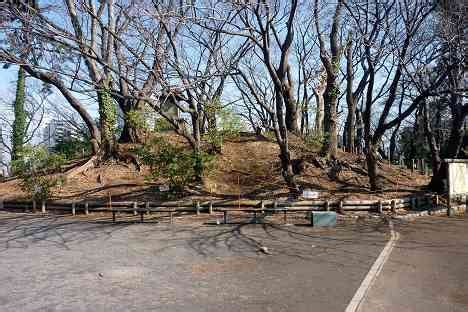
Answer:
top-left (378, 200), bottom-right (383, 214)
top-left (411, 159), bottom-right (415, 173)
top-left (391, 200), bottom-right (397, 214)
top-left (209, 201), bottom-right (213, 215)
top-left (133, 202), bottom-right (137, 216)
top-left (421, 159), bottom-right (425, 175)
top-left (260, 200), bottom-right (265, 213)
top-left (32, 200), bottom-right (37, 213)
top-left (145, 202), bottom-right (150, 215)
top-left (0, 199), bottom-right (3, 210)
top-left (338, 200), bottom-right (344, 214)
top-left (325, 200), bottom-right (330, 212)
top-left (196, 201), bottom-right (200, 215)
top-left (411, 197), bottom-right (416, 210)
top-left (72, 201), bottom-right (76, 216)
top-left (447, 196), bottom-right (454, 217)
top-left (85, 202), bottom-right (89, 215)
top-left (41, 200), bottom-right (46, 213)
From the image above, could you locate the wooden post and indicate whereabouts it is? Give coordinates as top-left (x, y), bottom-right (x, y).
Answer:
top-left (273, 200), bottom-right (278, 210)
top-left (411, 197), bottom-right (416, 210)
top-left (421, 159), bottom-right (425, 175)
top-left (112, 211), bottom-right (116, 223)
top-left (325, 200), bottom-right (330, 212)
top-left (85, 202), bottom-right (89, 215)
top-left (196, 201), bottom-right (200, 216)
top-left (391, 200), bottom-right (396, 214)
top-left (209, 201), bottom-right (213, 215)
top-left (72, 201), bottom-right (76, 216)
top-left (140, 211), bottom-right (144, 222)
top-left (283, 209), bottom-right (287, 224)
top-left (447, 196), bottom-right (453, 217)
top-left (253, 211), bottom-right (257, 224)
top-left (169, 211), bottom-right (173, 224)
top-left (0, 199), bottom-right (3, 210)
top-left (223, 211), bottom-right (227, 224)
top-left (260, 200), bottom-right (265, 213)
top-left (411, 159), bottom-right (415, 173)
top-left (32, 200), bottom-right (37, 213)
top-left (378, 200), bottom-right (383, 214)
top-left (338, 200), bottom-right (344, 214)
top-left (145, 202), bottom-right (150, 215)
top-left (41, 200), bottom-right (46, 213)
top-left (434, 194), bottom-right (439, 209)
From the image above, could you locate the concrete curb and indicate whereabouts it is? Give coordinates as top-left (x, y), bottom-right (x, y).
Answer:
top-left (394, 206), bottom-right (466, 220)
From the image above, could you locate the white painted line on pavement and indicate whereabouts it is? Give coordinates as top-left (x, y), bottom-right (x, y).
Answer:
top-left (344, 219), bottom-right (399, 312)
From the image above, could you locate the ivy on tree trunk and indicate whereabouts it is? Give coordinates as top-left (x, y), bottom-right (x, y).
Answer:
top-left (97, 79), bottom-right (117, 159)
top-left (11, 66), bottom-right (27, 162)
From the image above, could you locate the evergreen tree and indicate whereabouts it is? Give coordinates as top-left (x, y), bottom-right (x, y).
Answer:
top-left (11, 66), bottom-right (27, 161)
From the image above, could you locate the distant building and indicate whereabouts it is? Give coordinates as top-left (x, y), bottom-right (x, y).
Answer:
top-left (42, 120), bottom-right (77, 149)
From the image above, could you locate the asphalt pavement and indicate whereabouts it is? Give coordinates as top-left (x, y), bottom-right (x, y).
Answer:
top-left (0, 212), bottom-right (387, 312)
top-left (360, 215), bottom-right (468, 312)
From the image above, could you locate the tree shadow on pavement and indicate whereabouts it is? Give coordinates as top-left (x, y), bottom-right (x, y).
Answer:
top-left (0, 212), bottom-right (131, 253)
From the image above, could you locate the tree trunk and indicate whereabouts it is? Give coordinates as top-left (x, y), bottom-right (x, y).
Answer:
top-left (284, 89), bottom-right (299, 133)
top-left (389, 123), bottom-right (400, 162)
top-left (321, 74), bottom-right (338, 158)
top-left (97, 80), bottom-right (117, 159)
top-left (366, 144), bottom-right (381, 191)
top-left (300, 98), bottom-right (309, 136)
top-left (118, 100), bottom-right (140, 144)
top-left (423, 101), bottom-right (441, 176)
top-left (11, 66), bottom-right (27, 162)
top-left (429, 101), bottom-right (466, 192)
top-left (345, 34), bottom-right (356, 153)
top-left (274, 86), bottom-right (299, 194)
top-left (314, 70), bottom-right (326, 134)
top-left (355, 108), bottom-right (364, 154)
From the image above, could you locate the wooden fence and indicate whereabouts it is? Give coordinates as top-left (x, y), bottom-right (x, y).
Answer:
top-left (0, 194), bottom-right (449, 224)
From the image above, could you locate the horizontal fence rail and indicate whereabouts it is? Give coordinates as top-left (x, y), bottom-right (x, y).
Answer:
top-left (0, 193), bottom-right (464, 224)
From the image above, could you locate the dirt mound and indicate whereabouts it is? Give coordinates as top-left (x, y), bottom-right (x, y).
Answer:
top-left (0, 133), bottom-right (430, 201)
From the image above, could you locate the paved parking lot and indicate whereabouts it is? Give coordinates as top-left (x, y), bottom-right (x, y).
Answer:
top-left (0, 212), bottom-right (388, 312)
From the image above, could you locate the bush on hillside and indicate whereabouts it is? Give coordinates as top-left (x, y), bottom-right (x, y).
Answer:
top-left (11, 146), bottom-right (66, 201)
top-left (203, 100), bottom-right (243, 153)
top-left (135, 137), bottom-right (213, 192)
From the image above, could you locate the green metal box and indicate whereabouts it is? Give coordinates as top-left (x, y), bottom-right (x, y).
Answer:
top-left (310, 211), bottom-right (337, 227)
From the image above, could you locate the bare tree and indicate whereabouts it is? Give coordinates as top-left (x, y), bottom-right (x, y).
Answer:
top-left (314, 0), bottom-right (345, 158)
top-left (345, 0), bottom-right (445, 190)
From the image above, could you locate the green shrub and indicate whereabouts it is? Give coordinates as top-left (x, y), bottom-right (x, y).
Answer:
top-left (304, 132), bottom-right (326, 151)
top-left (126, 110), bottom-right (148, 130)
top-left (135, 137), bottom-right (213, 192)
top-left (53, 138), bottom-right (92, 159)
top-left (12, 146), bottom-right (66, 201)
top-left (203, 100), bottom-right (243, 153)
top-left (154, 118), bottom-right (174, 132)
